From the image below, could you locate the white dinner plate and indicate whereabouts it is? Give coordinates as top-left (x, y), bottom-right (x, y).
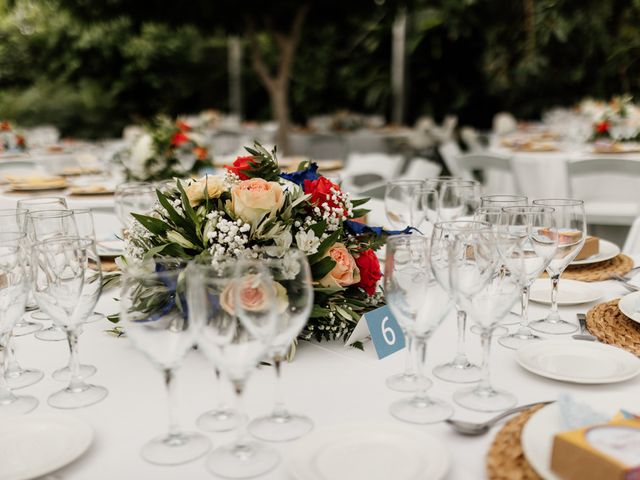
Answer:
top-left (617, 291), bottom-right (640, 324)
top-left (97, 239), bottom-right (125, 257)
top-left (0, 414), bottom-right (93, 480)
top-left (286, 423), bottom-right (450, 480)
top-left (516, 340), bottom-right (640, 384)
top-left (521, 394), bottom-right (638, 480)
top-left (529, 278), bottom-right (602, 305)
top-left (571, 239), bottom-right (620, 266)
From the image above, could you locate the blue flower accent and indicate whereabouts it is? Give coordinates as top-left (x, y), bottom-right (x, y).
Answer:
top-left (279, 162), bottom-right (320, 186)
top-left (344, 220), bottom-right (417, 236)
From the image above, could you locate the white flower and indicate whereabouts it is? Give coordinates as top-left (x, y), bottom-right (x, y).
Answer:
top-left (125, 134), bottom-right (153, 178)
top-left (295, 229), bottom-right (320, 255)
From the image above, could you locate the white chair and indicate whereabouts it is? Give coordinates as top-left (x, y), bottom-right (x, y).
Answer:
top-left (492, 112), bottom-right (517, 135)
top-left (456, 152), bottom-right (519, 195)
top-left (403, 157), bottom-right (442, 179)
top-left (568, 157), bottom-right (640, 226)
top-left (623, 216), bottom-right (640, 254)
top-left (340, 153), bottom-right (404, 194)
top-left (438, 141), bottom-right (465, 177)
top-left (460, 127), bottom-right (483, 153)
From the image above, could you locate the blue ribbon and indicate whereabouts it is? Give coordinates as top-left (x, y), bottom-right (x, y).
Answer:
top-left (279, 162), bottom-right (320, 185)
top-left (344, 220), bottom-right (417, 236)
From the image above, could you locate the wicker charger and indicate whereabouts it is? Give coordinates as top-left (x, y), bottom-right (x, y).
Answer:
top-left (486, 404), bottom-right (546, 480)
top-left (550, 254), bottom-right (633, 282)
top-left (586, 299), bottom-right (640, 356)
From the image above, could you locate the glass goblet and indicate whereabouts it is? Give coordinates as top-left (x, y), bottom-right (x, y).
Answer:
top-left (114, 182), bottom-right (156, 233)
top-left (120, 259), bottom-right (211, 465)
top-left (385, 235), bottom-right (453, 424)
top-left (196, 367), bottom-right (243, 433)
top-left (529, 199), bottom-right (586, 334)
top-left (410, 187), bottom-right (439, 236)
top-left (31, 237), bottom-right (108, 408)
top-left (384, 179), bottom-right (424, 229)
top-left (437, 179), bottom-right (480, 222)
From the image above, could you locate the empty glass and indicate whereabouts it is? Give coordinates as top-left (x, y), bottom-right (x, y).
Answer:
top-left (0, 232), bottom-right (38, 414)
top-left (480, 195), bottom-right (528, 207)
top-left (438, 179), bottom-right (481, 222)
top-left (31, 237), bottom-right (108, 408)
top-left (197, 367), bottom-right (242, 433)
top-left (114, 182), bottom-right (157, 232)
top-left (411, 187), bottom-right (439, 236)
top-left (385, 235), bottom-right (453, 424)
top-left (189, 259), bottom-right (280, 478)
top-left (248, 250), bottom-right (315, 442)
top-left (529, 199), bottom-right (586, 334)
top-left (120, 260), bottom-right (211, 465)
top-left (497, 206), bottom-right (558, 349)
top-left (384, 179), bottom-right (424, 229)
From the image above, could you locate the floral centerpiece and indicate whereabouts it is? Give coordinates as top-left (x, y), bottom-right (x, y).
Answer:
top-left (578, 95), bottom-right (640, 142)
top-left (119, 143), bottom-right (403, 343)
top-left (116, 115), bottom-right (213, 182)
top-left (0, 121), bottom-right (26, 153)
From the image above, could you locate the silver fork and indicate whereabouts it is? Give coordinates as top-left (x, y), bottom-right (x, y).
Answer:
top-left (572, 313), bottom-right (597, 341)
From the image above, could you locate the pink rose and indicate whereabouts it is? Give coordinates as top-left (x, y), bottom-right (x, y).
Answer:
top-left (319, 243), bottom-right (361, 289)
top-left (220, 277), bottom-right (288, 315)
top-left (231, 178), bottom-right (284, 225)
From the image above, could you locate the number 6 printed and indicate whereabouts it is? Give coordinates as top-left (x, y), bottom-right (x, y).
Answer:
top-left (381, 316), bottom-right (396, 345)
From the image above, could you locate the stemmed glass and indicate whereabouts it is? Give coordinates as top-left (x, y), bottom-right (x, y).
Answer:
top-left (480, 195), bottom-right (528, 207)
top-left (497, 206), bottom-right (559, 349)
top-left (384, 179), bottom-right (424, 229)
top-left (410, 187), bottom-right (439, 236)
top-left (120, 259), bottom-right (211, 465)
top-left (189, 259), bottom-right (280, 478)
top-left (197, 367), bottom-right (242, 432)
top-left (449, 234), bottom-right (522, 411)
top-left (248, 249), bottom-right (315, 442)
top-left (114, 182), bottom-right (157, 233)
top-left (0, 232), bottom-right (38, 414)
top-left (31, 236), bottom-right (108, 408)
top-left (529, 199), bottom-right (586, 334)
top-left (384, 180), bottom-right (431, 392)
top-left (438, 179), bottom-right (481, 221)
top-left (385, 235), bottom-right (453, 424)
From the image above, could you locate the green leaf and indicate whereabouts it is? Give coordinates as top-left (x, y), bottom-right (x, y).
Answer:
top-left (310, 304), bottom-right (331, 318)
top-left (351, 208), bottom-right (370, 218)
top-left (351, 197), bottom-right (370, 208)
top-left (131, 213), bottom-right (171, 236)
top-left (308, 228), bottom-right (342, 264)
top-left (156, 189), bottom-right (199, 244)
top-left (176, 180), bottom-right (198, 226)
top-left (311, 256), bottom-right (337, 280)
top-left (309, 220), bottom-right (327, 238)
top-left (107, 313), bottom-right (120, 323)
top-left (351, 341), bottom-right (364, 351)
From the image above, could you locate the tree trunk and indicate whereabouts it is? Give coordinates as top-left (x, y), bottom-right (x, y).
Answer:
top-left (270, 82), bottom-right (291, 154)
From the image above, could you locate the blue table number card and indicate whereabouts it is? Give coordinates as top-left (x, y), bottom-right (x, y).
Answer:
top-left (345, 305), bottom-right (405, 359)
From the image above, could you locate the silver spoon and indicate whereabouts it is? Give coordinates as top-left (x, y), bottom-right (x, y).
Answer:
top-left (445, 401), bottom-right (553, 436)
top-left (572, 313), bottom-right (597, 342)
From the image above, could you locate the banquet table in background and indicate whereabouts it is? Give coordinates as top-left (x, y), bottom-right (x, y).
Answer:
top-left (6, 205), bottom-right (640, 479)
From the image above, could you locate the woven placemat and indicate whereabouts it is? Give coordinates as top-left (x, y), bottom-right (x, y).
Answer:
top-left (557, 254), bottom-right (633, 282)
top-left (486, 404), bottom-right (546, 480)
top-left (586, 299), bottom-right (640, 355)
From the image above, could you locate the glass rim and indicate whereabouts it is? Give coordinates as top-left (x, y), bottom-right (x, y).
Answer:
top-left (115, 182), bottom-right (156, 191)
top-left (481, 194), bottom-right (528, 201)
top-left (386, 233), bottom-right (428, 244)
top-left (0, 208), bottom-right (27, 217)
top-left (31, 235), bottom-right (95, 250)
top-left (16, 196), bottom-right (66, 205)
top-left (26, 209), bottom-right (74, 219)
top-left (438, 178), bottom-right (480, 186)
top-left (500, 205), bottom-right (556, 214)
top-left (434, 220), bottom-right (492, 231)
top-left (385, 179), bottom-right (425, 187)
top-left (532, 198), bottom-right (584, 207)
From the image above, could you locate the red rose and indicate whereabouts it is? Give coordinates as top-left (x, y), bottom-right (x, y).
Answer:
top-left (0, 122), bottom-right (10, 132)
top-left (171, 132), bottom-right (189, 147)
top-left (176, 120), bottom-right (191, 132)
top-left (15, 135), bottom-right (25, 146)
top-left (303, 176), bottom-right (344, 213)
top-left (596, 121), bottom-right (610, 134)
top-left (225, 156), bottom-right (255, 180)
top-left (354, 249), bottom-right (382, 296)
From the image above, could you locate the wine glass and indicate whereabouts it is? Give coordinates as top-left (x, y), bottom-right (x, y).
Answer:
top-left (430, 221), bottom-right (490, 383)
top-left (384, 179), bottom-right (424, 229)
top-left (480, 195), bottom-right (528, 207)
top-left (31, 236), bottom-right (108, 408)
top-left (410, 187), bottom-right (439, 236)
top-left (189, 259), bottom-right (280, 478)
top-left (438, 179), bottom-right (481, 222)
top-left (248, 249), bottom-right (315, 442)
top-left (451, 252), bottom-right (521, 411)
top-left (529, 199), bottom-right (586, 334)
top-left (497, 206), bottom-right (558, 349)
top-left (16, 197), bottom-right (67, 322)
top-left (120, 259), bottom-right (211, 465)
top-left (114, 182), bottom-right (157, 232)
top-left (197, 367), bottom-right (243, 432)
top-left (385, 235), bottom-right (453, 424)
top-left (0, 232), bottom-right (38, 414)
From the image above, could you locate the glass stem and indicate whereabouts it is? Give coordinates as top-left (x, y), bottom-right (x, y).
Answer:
top-left (163, 368), bottom-right (180, 438)
top-left (517, 285), bottom-right (531, 334)
top-left (213, 368), bottom-right (226, 409)
top-left (454, 309), bottom-right (468, 363)
top-left (0, 332), bottom-right (16, 404)
top-left (231, 380), bottom-right (251, 451)
top-left (6, 333), bottom-right (20, 376)
top-left (271, 354), bottom-right (288, 419)
top-left (477, 329), bottom-right (493, 392)
top-left (549, 274), bottom-right (560, 321)
top-left (403, 328), bottom-right (414, 376)
top-left (67, 328), bottom-right (85, 391)
top-left (412, 335), bottom-right (430, 399)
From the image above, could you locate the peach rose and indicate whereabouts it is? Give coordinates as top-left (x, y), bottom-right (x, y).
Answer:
top-left (185, 175), bottom-right (225, 206)
top-left (319, 243), bottom-right (361, 289)
top-left (231, 178), bottom-right (284, 225)
top-left (220, 277), bottom-right (288, 315)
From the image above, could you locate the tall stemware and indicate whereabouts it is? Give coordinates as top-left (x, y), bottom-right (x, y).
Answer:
top-left (248, 249), bottom-right (315, 442)
top-left (410, 187), bottom-right (439, 236)
top-left (385, 235), bottom-right (453, 424)
top-left (450, 234), bottom-right (521, 411)
top-left (120, 259), bottom-right (211, 465)
top-left (529, 199), bottom-right (586, 334)
top-left (0, 232), bottom-right (38, 414)
top-left (189, 259), bottom-right (280, 478)
top-left (497, 206), bottom-right (558, 349)
top-left (31, 236), bottom-right (108, 408)
top-left (430, 221), bottom-right (491, 383)
top-left (114, 182), bottom-right (157, 233)
top-left (438, 179), bottom-right (481, 222)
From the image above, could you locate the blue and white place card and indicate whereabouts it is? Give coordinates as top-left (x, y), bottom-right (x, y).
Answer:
top-left (345, 305), bottom-right (406, 359)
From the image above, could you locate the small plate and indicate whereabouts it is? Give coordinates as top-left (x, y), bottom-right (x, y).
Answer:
top-left (571, 239), bottom-right (620, 266)
top-left (286, 423), bottom-right (449, 480)
top-left (516, 340), bottom-right (640, 384)
top-left (529, 279), bottom-right (602, 305)
top-left (521, 394), bottom-right (638, 480)
top-left (97, 239), bottom-right (125, 257)
top-left (617, 291), bottom-right (640, 324)
top-left (0, 414), bottom-right (93, 480)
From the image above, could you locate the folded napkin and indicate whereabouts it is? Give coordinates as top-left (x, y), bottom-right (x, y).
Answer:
top-left (558, 394), bottom-right (609, 430)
